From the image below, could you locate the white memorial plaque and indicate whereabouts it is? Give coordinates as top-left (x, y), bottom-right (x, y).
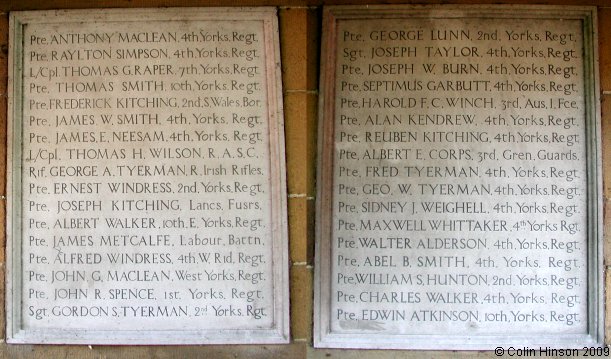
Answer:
top-left (7, 8), bottom-right (289, 344)
top-left (315, 5), bottom-right (602, 349)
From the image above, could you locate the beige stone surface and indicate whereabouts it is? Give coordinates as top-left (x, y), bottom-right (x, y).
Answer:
top-left (599, 8), bottom-right (611, 92)
top-left (604, 96), bottom-right (611, 198)
top-left (284, 92), bottom-right (318, 197)
top-left (291, 264), bottom-right (313, 340)
top-left (603, 96), bottom-right (611, 265)
top-left (289, 197), bottom-right (308, 263)
top-left (606, 268), bottom-right (611, 343)
top-left (307, 347), bottom-right (524, 359)
top-left (0, 343), bottom-right (307, 359)
top-left (280, 8), bottom-right (319, 91)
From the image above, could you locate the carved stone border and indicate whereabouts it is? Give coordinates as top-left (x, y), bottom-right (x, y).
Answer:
top-left (314, 5), bottom-right (602, 350)
top-left (6, 7), bottom-right (289, 345)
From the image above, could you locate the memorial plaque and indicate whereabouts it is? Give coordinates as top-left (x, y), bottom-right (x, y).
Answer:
top-left (315, 6), bottom-right (602, 349)
top-left (7, 8), bottom-right (289, 344)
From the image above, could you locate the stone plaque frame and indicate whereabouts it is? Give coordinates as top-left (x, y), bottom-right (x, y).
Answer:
top-left (314, 5), bottom-right (602, 350)
top-left (7, 7), bottom-right (289, 344)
